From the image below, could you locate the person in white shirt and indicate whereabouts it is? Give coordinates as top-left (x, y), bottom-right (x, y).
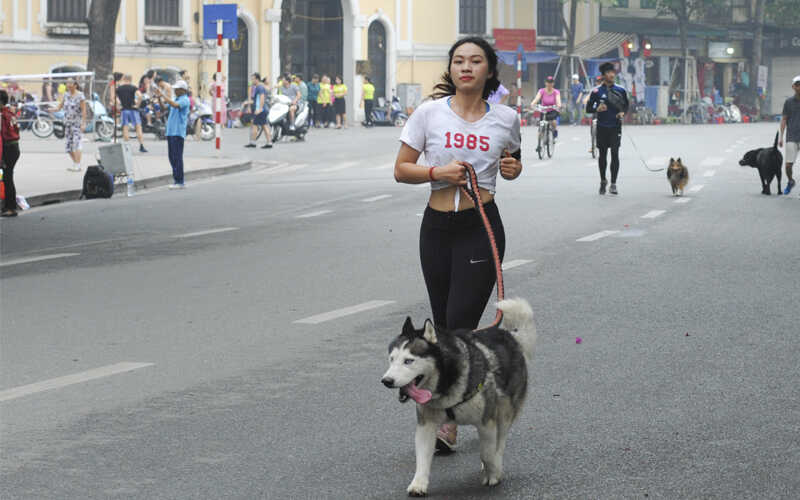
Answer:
top-left (394, 36), bottom-right (523, 454)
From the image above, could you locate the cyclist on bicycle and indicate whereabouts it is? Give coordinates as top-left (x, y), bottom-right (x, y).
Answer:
top-left (530, 76), bottom-right (561, 151)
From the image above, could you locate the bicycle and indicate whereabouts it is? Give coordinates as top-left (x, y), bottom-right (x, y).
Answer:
top-left (535, 105), bottom-right (559, 160)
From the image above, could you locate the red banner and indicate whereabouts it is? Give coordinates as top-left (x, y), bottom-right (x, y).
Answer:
top-left (493, 29), bottom-right (536, 51)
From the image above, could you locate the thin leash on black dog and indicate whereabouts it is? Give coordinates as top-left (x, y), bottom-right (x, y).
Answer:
top-left (626, 132), bottom-right (664, 172)
top-left (459, 163), bottom-right (504, 329)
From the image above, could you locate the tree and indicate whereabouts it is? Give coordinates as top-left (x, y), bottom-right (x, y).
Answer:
top-left (279, 0), bottom-right (298, 75)
top-left (765, 0), bottom-right (800, 27)
top-left (86, 0), bottom-right (122, 91)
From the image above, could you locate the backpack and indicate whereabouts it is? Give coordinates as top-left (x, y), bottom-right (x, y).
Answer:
top-left (81, 165), bottom-right (115, 199)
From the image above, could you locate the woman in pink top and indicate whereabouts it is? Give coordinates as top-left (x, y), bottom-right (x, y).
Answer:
top-left (530, 75), bottom-right (562, 146)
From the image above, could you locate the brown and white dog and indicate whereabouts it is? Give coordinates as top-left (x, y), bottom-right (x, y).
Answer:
top-left (667, 158), bottom-right (689, 196)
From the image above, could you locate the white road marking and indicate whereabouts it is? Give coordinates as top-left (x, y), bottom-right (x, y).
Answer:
top-left (0, 253), bottom-right (80, 267)
top-left (502, 259), bottom-right (533, 271)
top-left (369, 163), bottom-right (395, 171)
top-left (320, 161), bottom-right (360, 172)
top-left (674, 197), bottom-right (692, 204)
top-left (415, 183), bottom-right (430, 188)
top-left (641, 210), bottom-right (666, 219)
top-left (688, 184), bottom-right (705, 193)
top-left (700, 157), bottom-right (724, 167)
top-left (0, 362), bottom-right (154, 402)
top-left (294, 300), bottom-right (396, 324)
top-left (577, 230), bottom-right (619, 242)
top-left (362, 194), bottom-right (392, 202)
top-left (296, 210), bottom-right (332, 219)
top-left (647, 156), bottom-right (669, 166)
top-left (724, 148), bottom-right (734, 153)
top-left (703, 170), bottom-right (716, 177)
top-left (174, 227), bottom-right (239, 238)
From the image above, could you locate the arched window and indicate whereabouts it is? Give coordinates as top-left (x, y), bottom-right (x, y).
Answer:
top-left (459, 0), bottom-right (486, 35)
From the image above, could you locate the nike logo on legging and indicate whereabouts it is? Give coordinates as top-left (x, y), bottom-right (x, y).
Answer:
top-left (470, 259), bottom-right (488, 264)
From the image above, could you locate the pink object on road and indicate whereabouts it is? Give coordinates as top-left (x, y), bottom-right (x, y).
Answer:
top-left (575, 337), bottom-right (583, 344)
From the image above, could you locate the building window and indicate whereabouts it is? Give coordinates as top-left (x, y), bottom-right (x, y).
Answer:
top-left (615, 0), bottom-right (630, 7)
top-left (640, 0), bottom-right (657, 8)
top-left (537, 0), bottom-right (563, 37)
top-left (47, 0), bottom-right (87, 23)
top-left (146, 0), bottom-right (180, 27)
top-left (459, 0), bottom-right (486, 35)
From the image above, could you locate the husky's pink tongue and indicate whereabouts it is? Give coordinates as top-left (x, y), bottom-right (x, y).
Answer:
top-left (404, 382), bottom-right (432, 404)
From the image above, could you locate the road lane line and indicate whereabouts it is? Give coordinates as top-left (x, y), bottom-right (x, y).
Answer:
top-left (0, 253), bottom-right (80, 267)
top-left (0, 362), bottom-right (154, 402)
top-left (362, 194), bottom-right (392, 202)
top-left (641, 210), bottom-right (666, 219)
top-left (700, 157), bottom-right (724, 167)
top-left (647, 156), bottom-right (669, 166)
top-left (703, 170), bottom-right (716, 177)
top-left (320, 161), bottom-right (360, 172)
top-left (688, 184), bottom-right (705, 193)
top-left (674, 197), bottom-right (692, 204)
top-left (174, 227), bottom-right (239, 238)
top-left (502, 259), bottom-right (533, 271)
top-left (294, 300), bottom-right (396, 324)
top-left (296, 210), bottom-right (332, 219)
top-left (369, 163), bottom-right (395, 171)
top-left (577, 230), bottom-right (619, 242)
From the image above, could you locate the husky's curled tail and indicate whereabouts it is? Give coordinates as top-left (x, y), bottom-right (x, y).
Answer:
top-left (497, 298), bottom-right (537, 361)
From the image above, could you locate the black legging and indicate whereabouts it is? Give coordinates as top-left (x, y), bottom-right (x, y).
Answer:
top-left (419, 201), bottom-right (505, 330)
top-left (598, 146), bottom-right (620, 183)
top-left (2, 142), bottom-right (20, 210)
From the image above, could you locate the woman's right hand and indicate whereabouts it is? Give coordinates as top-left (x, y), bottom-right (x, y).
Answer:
top-left (435, 160), bottom-right (469, 186)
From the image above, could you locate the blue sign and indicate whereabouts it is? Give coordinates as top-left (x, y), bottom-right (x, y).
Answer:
top-left (203, 4), bottom-right (238, 40)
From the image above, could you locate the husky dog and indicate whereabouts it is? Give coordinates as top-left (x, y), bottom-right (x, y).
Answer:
top-left (739, 132), bottom-right (783, 195)
top-left (667, 158), bottom-right (689, 196)
top-left (381, 298), bottom-right (536, 496)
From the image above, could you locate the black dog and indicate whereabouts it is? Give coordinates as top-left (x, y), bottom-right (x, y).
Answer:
top-left (739, 133), bottom-right (783, 195)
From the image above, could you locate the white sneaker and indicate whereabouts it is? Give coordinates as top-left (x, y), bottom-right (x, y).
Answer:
top-left (168, 183), bottom-right (186, 190)
top-left (67, 166), bottom-right (82, 172)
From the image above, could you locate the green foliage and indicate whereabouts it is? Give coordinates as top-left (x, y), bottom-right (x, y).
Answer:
top-left (766, 0), bottom-right (800, 27)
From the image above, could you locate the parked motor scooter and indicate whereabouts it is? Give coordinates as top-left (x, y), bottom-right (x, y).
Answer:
top-left (369, 96), bottom-right (408, 127)
top-left (268, 94), bottom-right (310, 142)
top-left (187, 100), bottom-right (215, 141)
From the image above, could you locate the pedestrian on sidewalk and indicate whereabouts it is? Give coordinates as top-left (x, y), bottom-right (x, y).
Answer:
top-left (155, 80), bottom-right (191, 189)
top-left (1, 89), bottom-right (21, 217)
top-left (116, 74), bottom-right (148, 153)
top-left (53, 79), bottom-right (87, 172)
top-left (333, 76), bottom-right (348, 129)
top-left (318, 75), bottom-right (332, 128)
top-left (361, 76), bottom-right (375, 127)
top-left (779, 75), bottom-right (800, 195)
top-left (393, 36), bottom-right (522, 454)
top-left (244, 73), bottom-right (272, 149)
top-left (307, 74), bottom-right (320, 127)
top-left (585, 62), bottom-right (629, 195)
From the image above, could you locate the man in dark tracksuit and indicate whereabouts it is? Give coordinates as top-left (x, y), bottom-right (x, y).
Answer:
top-left (586, 62), bottom-right (629, 195)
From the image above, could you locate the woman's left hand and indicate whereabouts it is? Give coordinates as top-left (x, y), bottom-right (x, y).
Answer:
top-left (500, 150), bottom-right (522, 180)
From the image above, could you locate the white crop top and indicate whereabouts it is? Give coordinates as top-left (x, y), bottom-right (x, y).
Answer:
top-left (399, 97), bottom-right (521, 196)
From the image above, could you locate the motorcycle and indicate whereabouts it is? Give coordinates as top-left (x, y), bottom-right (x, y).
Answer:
top-left (18, 101), bottom-right (55, 138)
top-left (187, 100), bottom-right (215, 141)
top-left (51, 93), bottom-right (115, 141)
top-left (369, 96), bottom-right (408, 127)
top-left (268, 94), bottom-right (309, 142)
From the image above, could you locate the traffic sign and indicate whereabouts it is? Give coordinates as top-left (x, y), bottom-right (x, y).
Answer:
top-left (203, 4), bottom-right (238, 40)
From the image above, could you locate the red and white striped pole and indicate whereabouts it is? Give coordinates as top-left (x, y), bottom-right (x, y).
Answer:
top-left (215, 19), bottom-right (223, 154)
top-left (516, 51), bottom-right (522, 117)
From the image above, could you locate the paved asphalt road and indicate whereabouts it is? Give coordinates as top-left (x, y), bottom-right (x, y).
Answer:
top-left (1, 123), bottom-right (799, 499)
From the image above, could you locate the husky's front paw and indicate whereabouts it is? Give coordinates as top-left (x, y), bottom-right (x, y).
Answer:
top-left (480, 465), bottom-right (502, 486)
top-left (407, 478), bottom-right (428, 497)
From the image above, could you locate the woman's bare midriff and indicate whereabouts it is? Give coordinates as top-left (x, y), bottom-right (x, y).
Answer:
top-left (428, 185), bottom-right (494, 212)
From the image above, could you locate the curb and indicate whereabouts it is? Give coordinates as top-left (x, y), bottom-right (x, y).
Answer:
top-left (24, 160), bottom-right (253, 207)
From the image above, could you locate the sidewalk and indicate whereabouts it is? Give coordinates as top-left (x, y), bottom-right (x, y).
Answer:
top-left (10, 140), bottom-right (251, 207)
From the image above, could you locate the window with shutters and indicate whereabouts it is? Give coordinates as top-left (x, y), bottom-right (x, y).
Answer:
top-left (459, 0), bottom-right (487, 35)
top-left (537, 0), bottom-right (563, 37)
top-left (146, 0), bottom-right (181, 27)
top-left (47, 0), bottom-right (87, 24)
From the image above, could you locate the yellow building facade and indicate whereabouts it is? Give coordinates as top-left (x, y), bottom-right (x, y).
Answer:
top-left (0, 1), bottom-right (599, 119)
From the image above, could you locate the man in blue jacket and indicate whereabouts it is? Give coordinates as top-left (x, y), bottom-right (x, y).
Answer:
top-left (586, 62), bottom-right (629, 195)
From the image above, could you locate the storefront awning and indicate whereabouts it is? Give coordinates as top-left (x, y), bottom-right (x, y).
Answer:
top-left (496, 50), bottom-right (560, 66)
top-left (573, 32), bottom-right (631, 59)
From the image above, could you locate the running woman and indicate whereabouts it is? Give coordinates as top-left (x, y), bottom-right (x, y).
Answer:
top-left (394, 36), bottom-right (523, 454)
top-left (585, 62), bottom-right (629, 195)
top-left (530, 75), bottom-right (562, 150)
